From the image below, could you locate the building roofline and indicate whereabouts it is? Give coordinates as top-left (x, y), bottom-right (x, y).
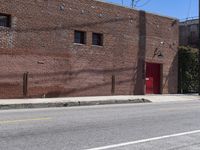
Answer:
top-left (94, 0), bottom-right (179, 21)
top-left (179, 17), bottom-right (198, 22)
top-left (180, 19), bottom-right (199, 23)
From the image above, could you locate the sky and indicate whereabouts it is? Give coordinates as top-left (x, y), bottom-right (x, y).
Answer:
top-left (106, 0), bottom-right (199, 20)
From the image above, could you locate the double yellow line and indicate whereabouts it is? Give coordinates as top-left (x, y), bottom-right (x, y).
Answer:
top-left (0, 117), bottom-right (52, 124)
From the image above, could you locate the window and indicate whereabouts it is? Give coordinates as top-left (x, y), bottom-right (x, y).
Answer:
top-left (92, 33), bottom-right (103, 46)
top-left (74, 30), bottom-right (86, 44)
top-left (0, 13), bottom-right (11, 27)
top-left (190, 24), bottom-right (198, 32)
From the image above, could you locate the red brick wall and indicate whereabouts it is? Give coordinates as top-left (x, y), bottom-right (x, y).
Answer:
top-left (0, 0), bottom-right (179, 98)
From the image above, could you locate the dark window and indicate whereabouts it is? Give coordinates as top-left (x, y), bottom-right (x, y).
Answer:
top-left (0, 13), bottom-right (11, 27)
top-left (74, 30), bottom-right (86, 44)
top-left (92, 33), bottom-right (103, 46)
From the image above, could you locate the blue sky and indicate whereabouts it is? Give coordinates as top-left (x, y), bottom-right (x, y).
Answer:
top-left (106, 0), bottom-right (199, 20)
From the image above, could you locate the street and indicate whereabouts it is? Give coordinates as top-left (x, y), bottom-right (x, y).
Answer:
top-left (0, 101), bottom-right (200, 150)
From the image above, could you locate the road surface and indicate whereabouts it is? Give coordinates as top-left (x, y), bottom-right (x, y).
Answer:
top-left (0, 100), bottom-right (200, 150)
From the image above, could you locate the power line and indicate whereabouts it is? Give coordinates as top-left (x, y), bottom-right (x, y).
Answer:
top-left (135, 0), bottom-right (152, 8)
top-left (134, 0), bottom-right (142, 7)
top-left (186, 0), bottom-right (192, 20)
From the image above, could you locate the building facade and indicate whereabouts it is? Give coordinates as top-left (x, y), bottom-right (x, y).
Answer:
top-left (0, 0), bottom-right (179, 98)
top-left (179, 19), bottom-right (199, 48)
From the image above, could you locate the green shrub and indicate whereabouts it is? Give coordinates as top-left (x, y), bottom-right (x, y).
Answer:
top-left (178, 46), bottom-right (199, 93)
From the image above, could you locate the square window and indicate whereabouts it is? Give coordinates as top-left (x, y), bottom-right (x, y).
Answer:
top-left (0, 13), bottom-right (11, 27)
top-left (92, 33), bottom-right (103, 46)
top-left (74, 30), bottom-right (86, 44)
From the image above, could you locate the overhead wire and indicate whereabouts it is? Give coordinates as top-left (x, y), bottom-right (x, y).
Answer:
top-left (135, 0), bottom-right (152, 8)
top-left (186, 0), bottom-right (192, 20)
top-left (134, 0), bottom-right (142, 7)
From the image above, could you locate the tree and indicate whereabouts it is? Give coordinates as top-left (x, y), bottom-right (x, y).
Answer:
top-left (178, 46), bottom-right (199, 93)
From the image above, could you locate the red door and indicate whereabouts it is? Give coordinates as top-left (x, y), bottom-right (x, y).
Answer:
top-left (146, 63), bottom-right (161, 94)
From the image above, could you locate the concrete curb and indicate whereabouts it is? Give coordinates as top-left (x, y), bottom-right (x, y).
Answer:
top-left (0, 98), bottom-right (151, 110)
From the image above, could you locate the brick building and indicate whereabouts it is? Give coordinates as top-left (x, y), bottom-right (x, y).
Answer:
top-left (0, 0), bottom-right (179, 99)
top-left (179, 18), bottom-right (199, 48)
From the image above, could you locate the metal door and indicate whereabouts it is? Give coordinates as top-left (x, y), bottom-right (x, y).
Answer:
top-left (146, 63), bottom-right (161, 94)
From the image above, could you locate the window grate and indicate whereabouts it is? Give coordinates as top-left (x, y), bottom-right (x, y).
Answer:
top-left (74, 30), bottom-right (86, 44)
top-left (92, 33), bottom-right (103, 46)
top-left (0, 14), bottom-right (11, 27)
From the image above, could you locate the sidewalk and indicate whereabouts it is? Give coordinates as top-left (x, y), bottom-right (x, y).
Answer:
top-left (0, 94), bottom-right (199, 110)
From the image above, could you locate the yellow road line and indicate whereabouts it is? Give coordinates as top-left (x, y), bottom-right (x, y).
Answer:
top-left (0, 117), bottom-right (52, 124)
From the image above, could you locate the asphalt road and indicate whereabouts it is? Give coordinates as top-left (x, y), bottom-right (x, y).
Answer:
top-left (0, 100), bottom-right (200, 150)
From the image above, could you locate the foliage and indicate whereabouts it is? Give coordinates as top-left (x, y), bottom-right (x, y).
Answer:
top-left (178, 46), bottom-right (199, 93)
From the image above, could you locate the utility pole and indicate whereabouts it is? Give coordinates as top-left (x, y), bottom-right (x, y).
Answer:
top-left (131, 0), bottom-right (135, 8)
top-left (199, 0), bottom-right (200, 95)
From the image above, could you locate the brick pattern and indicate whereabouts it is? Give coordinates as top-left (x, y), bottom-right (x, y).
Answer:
top-left (0, 0), bottom-right (179, 98)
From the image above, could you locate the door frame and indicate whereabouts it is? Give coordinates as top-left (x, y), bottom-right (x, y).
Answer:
top-left (145, 62), bottom-right (163, 94)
